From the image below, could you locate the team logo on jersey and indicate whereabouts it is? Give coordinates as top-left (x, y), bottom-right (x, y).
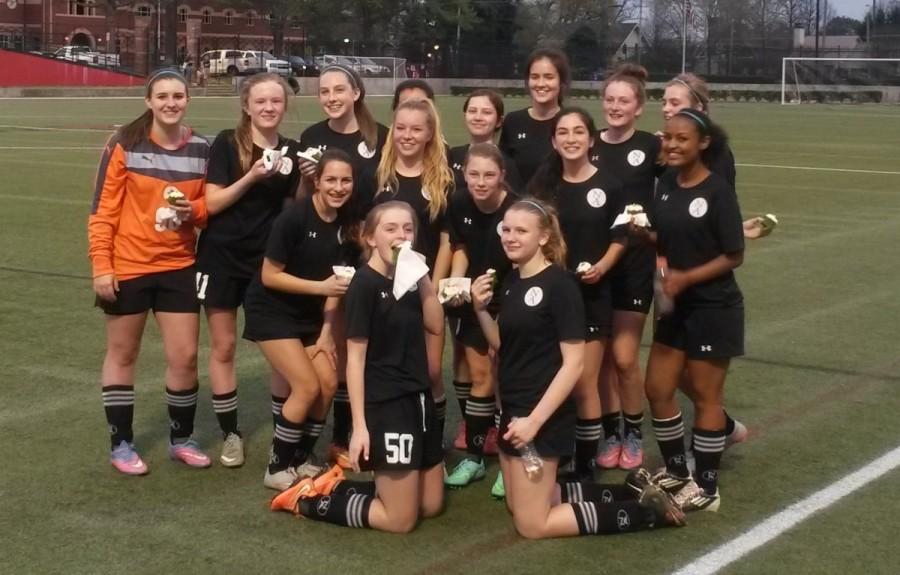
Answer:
top-left (380, 291), bottom-right (389, 299)
top-left (452, 162), bottom-right (463, 172)
top-left (421, 187), bottom-right (431, 201)
top-left (308, 231), bottom-right (317, 238)
top-left (627, 149), bottom-right (646, 166)
top-left (616, 509), bottom-right (631, 530)
top-left (357, 141), bottom-right (376, 159)
top-left (278, 157), bottom-right (293, 175)
top-left (591, 154), bottom-right (599, 163)
top-left (463, 217), bottom-right (473, 225)
top-left (689, 197), bottom-right (708, 218)
top-left (496, 221), bottom-right (504, 236)
top-left (660, 193), bottom-right (670, 201)
top-left (517, 132), bottom-right (527, 140)
top-left (700, 344), bottom-right (712, 352)
top-left (524, 286), bottom-right (543, 307)
top-left (336, 226), bottom-right (344, 245)
top-left (586, 188), bottom-right (607, 208)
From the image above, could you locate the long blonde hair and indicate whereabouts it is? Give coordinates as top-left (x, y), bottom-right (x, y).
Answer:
top-left (508, 197), bottom-right (567, 267)
top-left (235, 72), bottom-right (292, 173)
top-left (376, 99), bottom-right (453, 222)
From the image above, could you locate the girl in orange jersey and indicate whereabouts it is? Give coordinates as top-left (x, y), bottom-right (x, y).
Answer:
top-left (89, 69), bottom-right (211, 475)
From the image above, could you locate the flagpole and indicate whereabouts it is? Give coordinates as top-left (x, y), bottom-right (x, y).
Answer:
top-left (682, 0), bottom-right (688, 73)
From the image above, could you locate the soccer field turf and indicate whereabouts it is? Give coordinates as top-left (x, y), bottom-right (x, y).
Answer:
top-left (1, 96), bottom-right (899, 574)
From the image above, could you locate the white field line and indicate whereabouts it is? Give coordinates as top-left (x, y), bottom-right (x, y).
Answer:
top-left (672, 443), bottom-right (900, 575)
top-left (736, 162), bottom-right (900, 176)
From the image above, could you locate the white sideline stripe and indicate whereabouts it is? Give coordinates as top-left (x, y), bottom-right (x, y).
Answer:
top-left (672, 443), bottom-right (900, 575)
top-left (737, 162), bottom-right (900, 176)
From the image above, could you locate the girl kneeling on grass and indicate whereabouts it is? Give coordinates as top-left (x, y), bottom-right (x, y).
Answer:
top-left (89, 69), bottom-right (211, 475)
top-left (271, 201), bottom-right (445, 533)
top-left (468, 198), bottom-right (683, 539)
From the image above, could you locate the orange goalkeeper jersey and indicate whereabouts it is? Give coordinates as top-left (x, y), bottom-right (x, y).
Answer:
top-left (88, 129), bottom-right (210, 280)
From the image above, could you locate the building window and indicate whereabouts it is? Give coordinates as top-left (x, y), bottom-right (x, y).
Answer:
top-left (0, 34), bottom-right (10, 49)
top-left (178, 7), bottom-right (187, 23)
top-left (69, 0), bottom-right (97, 16)
top-left (224, 10), bottom-right (233, 25)
top-left (136, 5), bottom-right (151, 17)
top-left (202, 9), bottom-right (212, 25)
top-left (247, 11), bottom-right (255, 26)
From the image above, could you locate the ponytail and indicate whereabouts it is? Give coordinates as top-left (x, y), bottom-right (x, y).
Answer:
top-left (235, 72), bottom-right (292, 174)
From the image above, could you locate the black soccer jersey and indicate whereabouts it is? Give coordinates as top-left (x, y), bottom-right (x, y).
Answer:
top-left (498, 109), bottom-right (557, 185)
top-left (553, 170), bottom-right (626, 280)
top-left (651, 171), bottom-right (744, 307)
top-left (243, 195), bottom-right (348, 332)
top-left (368, 173), bottom-right (449, 270)
top-left (591, 130), bottom-right (662, 278)
top-left (497, 265), bottom-right (585, 413)
top-left (448, 144), bottom-right (524, 194)
top-left (344, 264), bottom-right (430, 403)
top-left (298, 120), bottom-right (389, 175)
top-left (197, 130), bottom-right (301, 278)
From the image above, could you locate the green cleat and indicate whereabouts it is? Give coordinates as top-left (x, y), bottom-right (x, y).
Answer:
top-left (444, 458), bottom-right (486, 489)
top-left (490, 470), bottom-right (505, 500)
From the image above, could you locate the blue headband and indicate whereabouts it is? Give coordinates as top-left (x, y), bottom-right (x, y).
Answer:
top-left (676, 109), bottom-right (709, 133)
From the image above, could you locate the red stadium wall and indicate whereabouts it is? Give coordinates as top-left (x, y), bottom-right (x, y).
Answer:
top-left (0, 49), bottom-right (144, 87)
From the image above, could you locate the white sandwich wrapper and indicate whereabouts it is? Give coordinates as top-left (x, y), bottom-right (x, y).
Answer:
top-left (262, 148), bottom-right (282, 171)
top-left (297, 147), bottom-right (323, 164)
top-left (392, 242), bottom-right (429, 299)
top-left (332, 266), bottom-right (356, 281)
top-left (576, 261), bottom-right (592, 275)
top-left (438, 277), bottom-right (472, 304)
top-left (611, 204), bottom-right (650, 229)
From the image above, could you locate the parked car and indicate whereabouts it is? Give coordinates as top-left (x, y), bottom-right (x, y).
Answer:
top-left (245, 51), bottom-right (292, 77)
top-left (201, 50), bottom-right (255, 76)
top-left (281, 55), bottom-right (320, 77)
top-left (53, 45), bottom-right (120, 67)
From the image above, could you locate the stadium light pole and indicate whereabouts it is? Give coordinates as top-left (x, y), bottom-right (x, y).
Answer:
top-left (681, 0), bottom-right (688, 73)
top-left (866, 4), bottom-right (871, 44)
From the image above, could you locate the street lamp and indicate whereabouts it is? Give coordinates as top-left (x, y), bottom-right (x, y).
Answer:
top-left (343, 37), bottom-right (353, 55)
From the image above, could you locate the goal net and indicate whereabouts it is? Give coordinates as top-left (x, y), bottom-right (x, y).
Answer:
top-left (315, 55), bottom-right (408, 96)
top-left (781, 57), bottom-right (900, 105)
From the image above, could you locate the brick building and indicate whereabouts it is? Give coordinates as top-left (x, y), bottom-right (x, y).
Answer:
top-left (0, 0), bottom-right (306, 74)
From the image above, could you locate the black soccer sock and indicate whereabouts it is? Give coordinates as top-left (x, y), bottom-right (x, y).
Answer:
top-left (452, 380), bottom-right (472, 417)
top-left (724, 411), bottom-right (736, 436)
top-left (560, 482), bottom-right (636, 503)
top-left (102, 385), bottom-right (134, 448)
top-left (623, 411), bottom-right (644, 439)
top-left (166, 384), bottom-right (199, 443)
top-left (269, 413), bottom-right (303, 474)
top-left (271, 395), bottom-right (287, 428)
top-left (434, 393), bottom-right (447, 437)
top-left (332, 382), bottom-right (351, 447)
top-left (299, 492), bottom-right (372, 529)
top-left (571, 501), bottom-right (655, 535)
top-left (601, 411), bottom-right (622, 440)
top-left (295, 418), bottom-right (325, 465)
top-left (575, 417), bottom-right (604, 476)
top-left (212, 390), bottom-right (239, 437)
top-left (332, 479), bottom-right (377, 498)
top-left (465, 395), bottom-right (494, 461)
top-left (652, 413), bottom-right (689, 478)
top-left (692, 427), bottom-right (726, 494)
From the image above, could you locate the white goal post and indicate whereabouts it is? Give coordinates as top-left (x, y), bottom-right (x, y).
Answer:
top-left (781, 57), bottom-right (900, 104)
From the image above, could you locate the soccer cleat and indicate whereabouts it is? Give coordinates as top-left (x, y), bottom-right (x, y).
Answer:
top-left (453, 421), bottom-right (467, 450)
top-left (490, 470), bottom-right (505, 500)
top-left (726, 419), bottom-right (748, 449)
top-left (595, 436), bottom-right (622, 469)
top-left (264, 467), bottom-right (299, 491)
top-left (444, 458), bottom-right (486, 488)
top-left (270, 465), bottom-right (346, 514)
top-left (168, 439), bottom-right (211, 468)
top-left (219, 433), bottom-right (245, 468)
top-left (270, 477), bottom-right (318, 514)
top-left (676, 482), bottom-right (721, 512)
top-left (293, 458), bottom-right (325, 479)
top-left (110, 441), bottom-right (149, 476)
top-left (624, 467), bottom-right (654, 496)
top-left (619, 433), bottom-right (644, 470)
top-left (483, 426), bottom-right (499, 456)
top-left (639, 485), bottom-right (687, 527)
top-left (650, 468), bottom-right (693, 494)
top-left (327, 443), bottom-right (352, 470)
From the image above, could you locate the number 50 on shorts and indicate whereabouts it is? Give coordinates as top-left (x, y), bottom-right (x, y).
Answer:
top-left (384, 432), bottom-right (414, 464)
